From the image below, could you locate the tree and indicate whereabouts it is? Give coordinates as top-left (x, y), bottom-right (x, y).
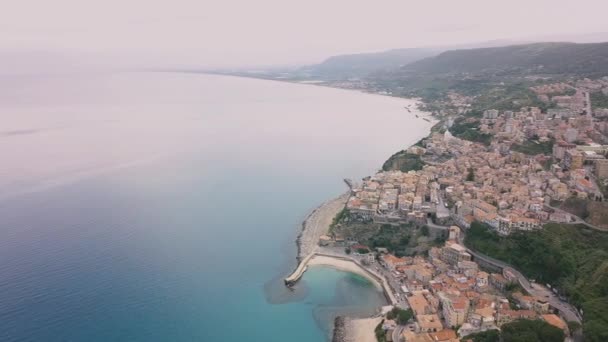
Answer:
top-left (396, 308), bottom-right (413, 325)
top-left (387, 307), bottom-right (413, 325)
top-left (421, 225), bottom-right (430, 237)
top-left (501, 319), bottom-right (564, 342)
top-left (463, 329), bottom-right (500, 342)
top-left (374, 320), bottom-right (387, 342)
top-left (467, 168), bottom-right (475, 182)
top-left (345, 247), bottom-right (351, 255)
top-left (567, 321), bottom-right (581, 333)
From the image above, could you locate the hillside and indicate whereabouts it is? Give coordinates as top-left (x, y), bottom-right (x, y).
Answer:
top-left (401, 42), bottom-right (608, 77)
top-left (298, 48), bottom-right (440, 79)
top-left (464, 222), bottom-right (608, 341)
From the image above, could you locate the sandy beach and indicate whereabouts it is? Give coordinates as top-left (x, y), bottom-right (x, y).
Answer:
top-left (344, 317), bottom-right (382, 342)
top-left (307, 255), bottom-right (383, 290)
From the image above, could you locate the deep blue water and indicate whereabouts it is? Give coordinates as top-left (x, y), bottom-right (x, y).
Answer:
top-left (0, 72), bottom-right (432, 341)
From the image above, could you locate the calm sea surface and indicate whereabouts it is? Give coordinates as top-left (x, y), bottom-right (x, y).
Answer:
top-left (0, 72), bottom-right (433, 341)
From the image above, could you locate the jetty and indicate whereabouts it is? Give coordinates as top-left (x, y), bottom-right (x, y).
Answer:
top-left (284, 252), bottom-right (397, 305)
top-left (284, 253), bottom-right (314, 286)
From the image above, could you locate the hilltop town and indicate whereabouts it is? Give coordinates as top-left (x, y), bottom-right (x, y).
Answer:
top-left (223, 41), bottom-right (608, 342)
top-left (321, 76), bottom-right (608, 342)
top-left (346, 77), bottom-right (608, 234)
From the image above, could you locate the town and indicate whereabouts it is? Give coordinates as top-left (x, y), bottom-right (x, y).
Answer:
top-left (347, 78), bottom-right (608, 234)
top-left (323, 77), bottom-right (608, 342)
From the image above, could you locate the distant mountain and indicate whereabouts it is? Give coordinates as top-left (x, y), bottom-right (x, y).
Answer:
top-left (400, 42), bottom-right (608, 77)
top-left (299, 48), bottom-right (441, 79)
top-left (296, 40), bottom-right (537, 80)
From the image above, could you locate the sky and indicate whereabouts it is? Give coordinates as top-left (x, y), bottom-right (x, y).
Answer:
top-left (2, 0), bottom-right (608, 68)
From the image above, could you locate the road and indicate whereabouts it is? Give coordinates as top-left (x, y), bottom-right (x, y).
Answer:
top-left (454, 226), bottom-right (583, 324)
top-left (544, 204), bottom-right (607, 232)
top-left (392, 325), bottom-right (404, 342)
top-left (317, 246), bottom-right (410, 307)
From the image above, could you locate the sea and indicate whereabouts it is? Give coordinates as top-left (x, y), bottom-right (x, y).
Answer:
top-left (0, 71), bottom-right (433, 341)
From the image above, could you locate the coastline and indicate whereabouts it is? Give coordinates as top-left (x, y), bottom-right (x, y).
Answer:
top-left (201, 72), bottom-right (438, 126)
top-left (307, 255), bottom-right (383, 290)
top-left (331, 316), bottom-right (382, 342)
top-left (225, 71), bottom-right (436, 339)
top-left (268, 78), bottom-right (436, 340)
top-left (295, 193), bottom-right (349, 262)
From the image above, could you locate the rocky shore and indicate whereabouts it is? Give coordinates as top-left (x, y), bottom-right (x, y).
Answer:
top-left (295, 193), bottom-right (349, 262)
top-left (331, 316), bottom-right (348, 342)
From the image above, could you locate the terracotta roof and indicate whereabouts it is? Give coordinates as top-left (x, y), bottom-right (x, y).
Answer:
top-left (542, 314), bottom-right (567, 331)
top-left (429, 329), bottom-right (457, 341)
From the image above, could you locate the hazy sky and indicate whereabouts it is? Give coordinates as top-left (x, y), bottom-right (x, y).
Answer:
top-left (2, 0), bottom-right (608, 68)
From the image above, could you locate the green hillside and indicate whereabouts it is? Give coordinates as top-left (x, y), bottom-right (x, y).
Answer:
top-left (402, 42), bottom-right (608, 77)
top-left (299, 48), bottom-right (440, 79)
top-left (464, 222), bottom-right (608, 341)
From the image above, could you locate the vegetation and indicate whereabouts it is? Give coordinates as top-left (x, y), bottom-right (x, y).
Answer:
top-left (449, 118), bottom-right (493, 145)
top-left (382, 151), bottom-right (425, 172)
top-left (568, 320), bottom-right (582, 333)
top-left (466, 168), bottom-right (475, 182)
top-left (469, 83), bottom-right (552, 112)
top-left (463, 329), bottom-right (500, 342)
top-left (464, 222), bottom-right (608, 341)
top-left (511, 138), bottom-right (555, 156)
top-left (402, 42), bottom-right (608, 77)
top-left (387, 307), bottom-right (413, 325)
top-left (367, 224), bottom-right (414, 257)
top-left (303, 48), bottom-right (440, 80)
top-left (552, 198), bottom-right (608, 227)
top-left (551, 198), bottom-right (590, 219)
top-left (329, 208), bottom-right (350, 234)
top-left (463, 319), bottom-right (564, 342)
top-left (591, 91), bottom-right (608, 109)
top-left (501, 319), bottom-right (565, 342)
top-left (374, 320), bottom-right (386, 342)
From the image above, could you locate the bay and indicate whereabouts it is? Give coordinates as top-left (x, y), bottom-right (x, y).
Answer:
top-left (0, 72), bottom-right (432, 341)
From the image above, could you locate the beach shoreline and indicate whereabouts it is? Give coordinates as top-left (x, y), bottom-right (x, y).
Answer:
top-left (307, 255), bottom-right (383, 290)
top-left (293, 193), bottom-right (349, 261)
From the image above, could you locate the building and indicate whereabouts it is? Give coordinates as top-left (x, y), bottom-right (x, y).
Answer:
top-left (440, 242), bottom-right (471, 266)
top-left (541, 314), bottom-right (568, 333)
top-left (408, 293), bottom-right (434, 316)
top-left (416, 314), bottom-right (444, 333)
top-left (382, 254), bottom-right (409, 271)
top-left (483, 109), bottom-right (499, 120)
top-left (496, 310), bottom-right (536, 326)
top-left (595, 159), bottom-right (608, 179)
top-left (533, 300), bottom-right (550, 314)
top-left (565, 128), bottom-right (579, 143)
top-left (497, 216), bottom-right (540, 235)
top-left (441, 295), bottom-right (469, 328)
top-left (563, 149), bottom-right (584, 170)
top-left (475, 271), bottom-right (489, 289)
top-left (428, 330), bottom-right (458, 341)
top-left (489, 273), bottom-right (511, 291)
top-left (448, 226), bottom-right (460, 241)
top-left (553, 141), bottom-right (577, 160)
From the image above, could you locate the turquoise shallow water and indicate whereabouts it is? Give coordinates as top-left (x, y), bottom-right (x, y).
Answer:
top-left (0, 72), bottom-right (431, 341)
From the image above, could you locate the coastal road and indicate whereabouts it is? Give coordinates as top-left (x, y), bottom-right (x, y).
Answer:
top-left (544, 204), bottom-right (607, 232)
top-left (316, 246), bottom-right (401, 305)
top-left (392, 325), bottom-right (404, 342)
top-left (454, 228), bottom-right (583, 324)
